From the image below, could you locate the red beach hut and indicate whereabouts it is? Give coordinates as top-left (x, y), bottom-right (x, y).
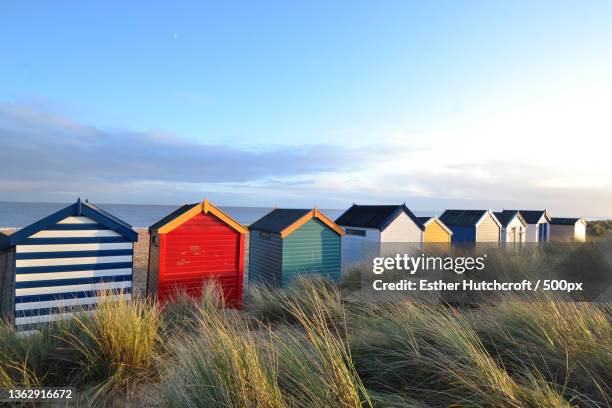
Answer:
top-left (146, 199), bottom-right (248, 306)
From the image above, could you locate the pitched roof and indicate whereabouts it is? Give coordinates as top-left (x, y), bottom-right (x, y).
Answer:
top-left (83, 201), bottom-right (134, 231)
top-left (2, 199), bottom-right (138, 248)
top-left (0, 232), bottom-right (9, 249)
top-left (416, 216), bottom-right (453, 235)
top-left (518, 210), bottom-right (550, 224)
top-left (493, 210), bottom-right (526, 227)
top-left (439, 210), bottom-right (500, 228)
top-left (416, 216), bottom-right (432, 224)
top-left (150, 199), bottom-right (248, 234)
top-left (250, 208), bottom-right (345, 237)
top-left (149, 203), bottom-right (198, 231)
top-left (550, 217), bottom-right (585, 226)
top-left (335, 204), bottom-right (424, 231)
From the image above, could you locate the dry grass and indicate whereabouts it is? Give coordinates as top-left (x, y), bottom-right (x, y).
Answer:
top-left (159, 284), bottom-right (286, 408)
top-left (274, 281), bottom-right (372, 408)
top-left (0, 266), bottom-right (610, 407)
top-left (57, 293), bottom-right (161, 399)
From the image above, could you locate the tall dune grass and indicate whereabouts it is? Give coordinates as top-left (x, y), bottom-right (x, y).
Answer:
top-left (160, 284), bottom-right (286, 408)
top-left (274, 280), bottom-right (372, 408)
top-left (246, 277), bottom-right (344, 324)
top-left (0, 321), bottom-right (44, 388)
top-left (0, 269), bottom-right (610, 407)
top-left (350, 298), bottom-right (579, 407)
top-left (58, 292), bottom-right (161, 397)
top-left (473, 294), bottom-right (612, 406)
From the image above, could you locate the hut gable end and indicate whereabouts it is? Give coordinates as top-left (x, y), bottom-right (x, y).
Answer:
top-left (380, 211), bottom-right (423, 242)
top-left (475, 212), bottom-right (501, 242)
top-left (249, 208), bottom-right (343, 287)
top-left (147, 199), bottom-right (246, 306)
top-left (5, 200), bottom-right (137, 331)
top-left (281, 218), bottom-right (341, 286)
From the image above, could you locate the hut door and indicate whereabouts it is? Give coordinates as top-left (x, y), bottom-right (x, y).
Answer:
top-left (538, 223), bottom-right (547, 242)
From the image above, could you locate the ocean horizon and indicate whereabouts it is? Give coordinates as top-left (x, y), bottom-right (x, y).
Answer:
top-left (0, 201), bottom-right (354, 229)
top-left (0, 201), bottom-right (605, 230)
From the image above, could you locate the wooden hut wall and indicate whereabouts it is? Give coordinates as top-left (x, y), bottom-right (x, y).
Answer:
top-left (423, 220), bottom-right (451, 243)
top-left (281, 218), bottom-right (341, 286)
top-left (154, 212), bottom-right (244, 305)
top-left (450, 226), bottom-right (476, 243)
top-left (248, 230), bottom-right (283, 286)
top-left (475, 214), bottom-right (501, 242)
top-left (0, 249), bottom-right (15, 323)
top-left (13, 215), bottom-right (133, 330)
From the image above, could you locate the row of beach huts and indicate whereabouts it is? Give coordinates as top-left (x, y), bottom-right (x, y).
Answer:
top-left (0, 199), bottom-right (588, 331)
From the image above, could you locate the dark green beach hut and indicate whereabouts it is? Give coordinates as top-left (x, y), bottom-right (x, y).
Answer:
top-left (248, 209), bottom-right (345, 287)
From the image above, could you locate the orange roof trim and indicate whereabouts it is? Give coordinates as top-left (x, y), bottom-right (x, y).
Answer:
top-left (279, 209), bottom-right (346, 238)
top-left (157, 199), bottom-right (248, 234)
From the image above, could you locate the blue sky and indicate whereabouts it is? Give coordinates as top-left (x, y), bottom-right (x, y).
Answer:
top-left (1, 1), bottom-right (612, 216)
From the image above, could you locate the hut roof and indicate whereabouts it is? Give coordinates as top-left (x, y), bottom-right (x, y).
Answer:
top-left (0, 232), bottom-right (9, 249)
top-left (439, 209), bottom-right (501, 228)
top-left (416, 216), bottom-right (453, 235)
top-left (550, 217), bottom-right (585, 226)
top-left (518, 210), bottom-right (551, 224)
top-left (335, 204), bottom-right (424, 231)
top-left (493, 210), bottom-right (527, 227)
top-left (149, 199), bottom-right (248, 234)
top-left (250, 208), bottom-right (345, 238)
top-left (2, 199), bottom-right (138, 248)
top-left (149, 204), bottom-right (199, 231)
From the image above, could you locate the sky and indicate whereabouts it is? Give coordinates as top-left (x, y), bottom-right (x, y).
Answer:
top-left (1, 1), bottom-right (612, 217)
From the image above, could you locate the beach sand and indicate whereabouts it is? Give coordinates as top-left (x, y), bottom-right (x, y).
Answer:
top-left (132, 229), bottom-right (150, 296)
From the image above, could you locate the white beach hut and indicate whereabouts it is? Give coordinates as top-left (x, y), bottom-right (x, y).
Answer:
top-left (549, 218), bottom-right (587, 242)
top-left (335, 204), bottom-right (424, 267)
top-left (494, 210), bottom-right (528, 246)
top-left (518, 210), bottom-right (551, 243)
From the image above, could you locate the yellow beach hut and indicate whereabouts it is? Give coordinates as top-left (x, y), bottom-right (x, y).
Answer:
top-left (416, 216), bottom-right (453, 244)
top-left (416, 216), bottom-right (452, 252)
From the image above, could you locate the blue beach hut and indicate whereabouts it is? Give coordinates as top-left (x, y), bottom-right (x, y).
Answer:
top-left (439, 209), bottom-right (501, 244)
top-left (0, 199), bottom-right (138, 331)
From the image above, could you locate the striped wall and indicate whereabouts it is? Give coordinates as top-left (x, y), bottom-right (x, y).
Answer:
top-left (13, 216), bottom-right (133, 330)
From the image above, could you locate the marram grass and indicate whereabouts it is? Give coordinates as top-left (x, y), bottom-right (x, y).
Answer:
top-left (58, 291), bottom-right (161, 398)
top-left (159, 283), bottom-right (286, 408)
top-left (275, 280), bottom-right (373, 408)
top-left (0, 270), bottom-right (610, 407)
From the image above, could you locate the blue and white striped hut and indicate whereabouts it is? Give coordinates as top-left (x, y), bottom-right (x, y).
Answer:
top-left (0, 199), bottom-right (138, 331)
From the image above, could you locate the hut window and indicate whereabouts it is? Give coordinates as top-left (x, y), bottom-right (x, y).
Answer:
top-left (259, 232), bottom-right (273, 240)
top-left (346, 228), bottom-right (366, 237)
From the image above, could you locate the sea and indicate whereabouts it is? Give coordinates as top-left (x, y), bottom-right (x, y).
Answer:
top-left (0, 201), bottom-right (348, 229)
top-left (1, 201), bottom-right (603, 230)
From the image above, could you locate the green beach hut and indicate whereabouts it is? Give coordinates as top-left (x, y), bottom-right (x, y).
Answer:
top-left (248, 208), bottom-right (345, 287)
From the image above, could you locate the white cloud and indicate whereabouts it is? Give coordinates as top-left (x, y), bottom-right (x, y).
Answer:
top-left (0, 102), bottom-right (610, 217)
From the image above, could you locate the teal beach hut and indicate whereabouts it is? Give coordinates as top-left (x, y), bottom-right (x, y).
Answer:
top-left (248, 209), bottom-right (345, 287)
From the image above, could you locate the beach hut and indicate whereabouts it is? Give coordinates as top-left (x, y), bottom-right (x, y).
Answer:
top-left (147, 199), bottom-right (248, 306)
top-left (0, 199), bottom-right (138, 331)
top-left (549, 217), bottom-right (587, 242)
top-left (439, 210), bottom-right (501, 244)
top-left (416, 216), bottom-right (453, 246)
top-left (518, 210), bottom-right (551, 243)
top-left (494, 210), bottom-right (528, 246)
top-left (249, 208), bottom-right (344, 287)
top-left (335, 204), bottom-right (424, 265)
